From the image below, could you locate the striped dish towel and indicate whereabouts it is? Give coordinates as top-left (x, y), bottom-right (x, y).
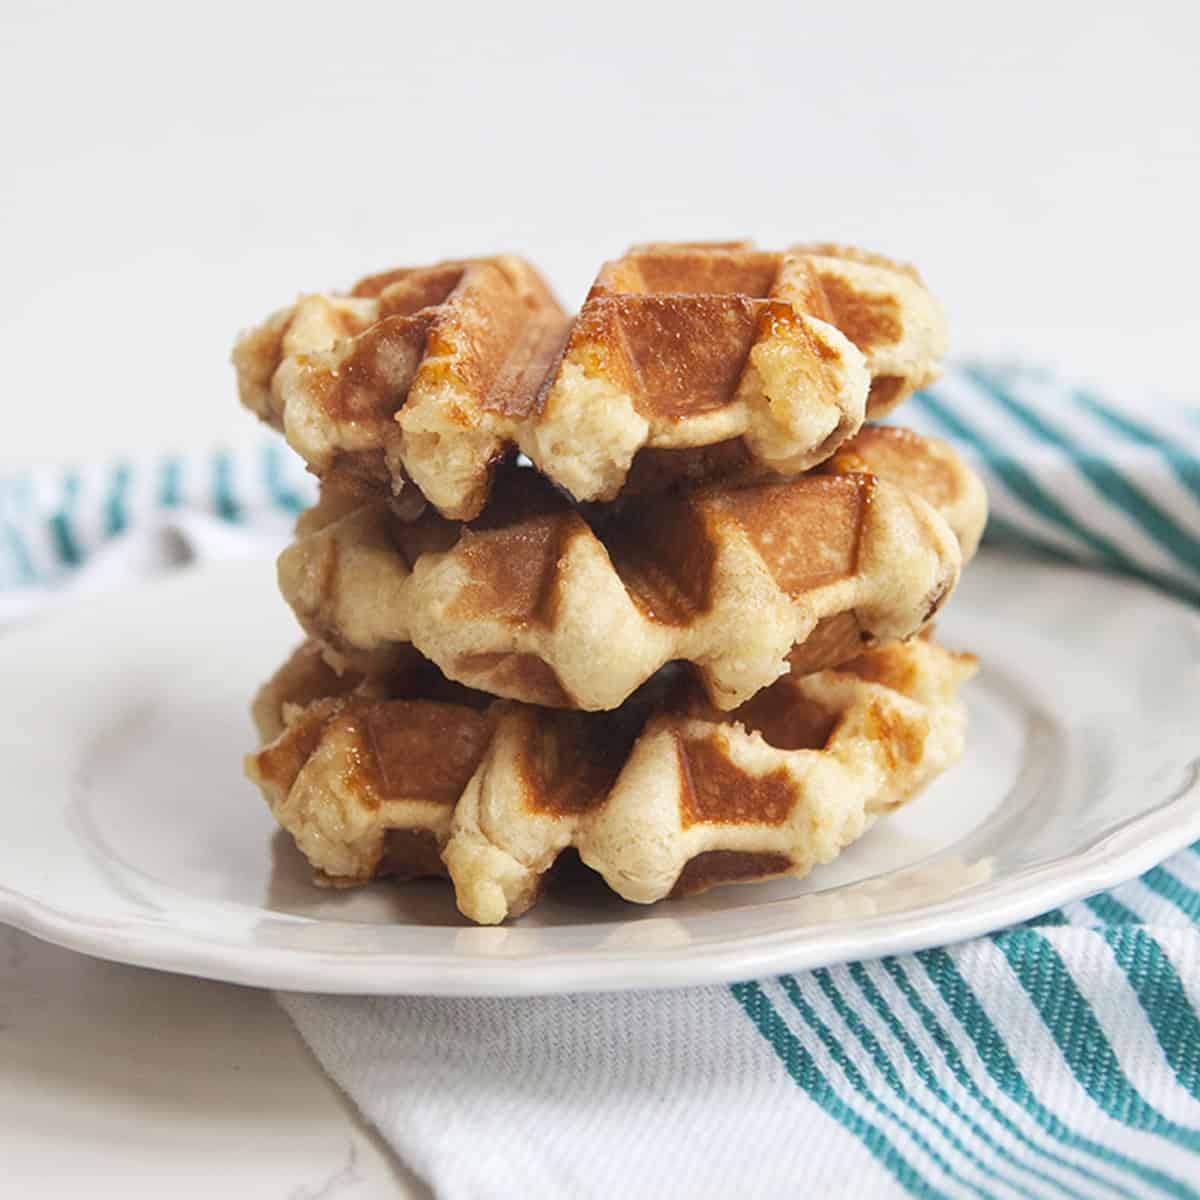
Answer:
top-left (900, 362), bottom-right (1200, 601)
top-left (0, 440), bottom-right (315, 624)
top-left (4, 363), bottom-right (1200, 1198)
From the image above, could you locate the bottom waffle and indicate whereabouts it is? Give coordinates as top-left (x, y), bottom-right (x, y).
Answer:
top-left (248, 638), bottom-right (976, 924)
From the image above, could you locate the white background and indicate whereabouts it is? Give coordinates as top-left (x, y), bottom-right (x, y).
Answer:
top-left (3, 0), bottom-right (1198, 467)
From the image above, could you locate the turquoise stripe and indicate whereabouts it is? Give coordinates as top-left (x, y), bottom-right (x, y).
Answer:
top-left (810, 970), bottom-right (1042, 1198)
top-left (1100, 926), bottom-right (1200, 1101)
top-left (263, 442), bottom-right (305, 515)
top-left (49, 470), bottom-right (82, 566)
top-left (963, 366), bottom-right (1200, 572)
top-left (882, 959), bottom-right (1138, 1199)
top-left (1, 523), bottom-right (37, 585)
top-left (1071, 386), bottom-right (1200, 506)
top-left (212, 451), bottom-right (240, 522)
top-left (916, 949), bottom-right (1196, 1197)
top-left (1086, 893), bottom-right (1142, 926)
top-left (846, 964), bottom-right (1091, 1200)
top-left (991, 930), bottom-right (1200, 1152)
top-left (160, 458), bottom-right (182, 508)
top-left (0, 480), bottom-right (37, 584)
top-left (911, 391), bottom-right (1141, 574)
top-left (776, 975), bottom-right (997, 1198)
top-left (104, 462), bottom-right (132, 536)
top-left (1023, 908), bottom-right (1072, 928)
top-left (1141, 864), bottom-right (1200, 922)
top-left (729, 982), bottom-right (950, 1198)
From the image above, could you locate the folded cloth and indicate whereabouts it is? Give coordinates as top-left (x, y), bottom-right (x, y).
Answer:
top-left (3, 363), bottom-right (1200, 1198)
top-left (899, 362), bottom-right (1200, 601)
top-left (0, 441), bottom-right (312, 624)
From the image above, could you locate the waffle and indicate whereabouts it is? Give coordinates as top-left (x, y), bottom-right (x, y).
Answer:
top-left (247, 637), bottom-right (975, 923)
top-left (521, 243), bottom-right (870, 502)
top-left (234, 242), bottom-right (944, 517)
top-left (233, 256), bottom-right (569, 518)
top-left (615, 422), bottom-right (987, 553)
top-left (817, 425), bottom-right (987, 560)
top-left (789, 244), bottom-right (947, 414)
top-left (626, 240), bottom-right (946, 410)
top-left (278, 427), bottom-right (977, 710)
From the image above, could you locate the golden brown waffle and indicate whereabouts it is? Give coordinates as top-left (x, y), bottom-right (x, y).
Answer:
top-left (614, 422), bottom-right (988, 551)
top-left (235, 242), bottom-right (944, 518)
top-left (278, 427), bottom-right (978, 711)
top-left (628, 240), bottom-right (947, 416)
top-left (247, 637), bottom-right (975, 924)
top-left (817, 425), bottom-right (987, 560)
top-left (790, 244), bottom-right (946, 414)
top-left (233, 256), bottom-right (569, 518)
top-left (522, 243), bottom-right (870, 502)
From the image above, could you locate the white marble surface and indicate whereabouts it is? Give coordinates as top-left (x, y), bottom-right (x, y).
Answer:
top-left (0, 928), bottom-right (425, 1197)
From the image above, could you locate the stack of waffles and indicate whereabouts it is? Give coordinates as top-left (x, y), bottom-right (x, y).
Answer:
top-left (236, 242), bottom-right (986, 924)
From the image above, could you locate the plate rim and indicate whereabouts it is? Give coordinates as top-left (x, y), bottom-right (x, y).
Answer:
top-left (2, 776), bottom-right (1198, 994)
top-left (2, 552), bottom-right (1199, 996)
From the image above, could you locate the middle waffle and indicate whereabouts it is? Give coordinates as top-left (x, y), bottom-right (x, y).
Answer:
top-left (279, 426), bottom-right (986, 712)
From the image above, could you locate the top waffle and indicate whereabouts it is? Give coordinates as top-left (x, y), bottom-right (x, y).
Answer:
top-left (788, 243), bottom-right (947, 415)
top-left (234, 243), bottom-right (946, 518)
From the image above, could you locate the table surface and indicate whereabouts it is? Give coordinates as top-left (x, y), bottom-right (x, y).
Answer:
top-left (3, 3), bottom-right (1197, 1193)
top-left (1, 928), bottom-right (426, 1198)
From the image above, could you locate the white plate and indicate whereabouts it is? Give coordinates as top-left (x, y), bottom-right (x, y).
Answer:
top-left (1, 550), bottom-right (1198, 995)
